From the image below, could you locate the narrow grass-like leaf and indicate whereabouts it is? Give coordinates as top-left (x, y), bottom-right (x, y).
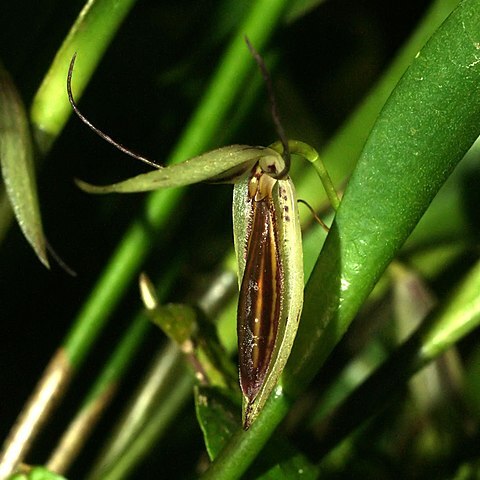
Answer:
top-left (30, 0), bottom-right (139, 153)
top-left (286, 0), bottom-right (480, 396)
top-left (420, 260), bottom-right (480, 360)
top-left (313, 258), bottom-right (480, 458)
top-left (284, 0), bottom-right (327, 23)
top-left (0, 63), bottom-right (48, 267)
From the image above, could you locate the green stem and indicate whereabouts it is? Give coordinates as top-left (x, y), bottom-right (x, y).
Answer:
top-left (270, 139), bottom-right (341, 210)
top-left (292, 140), bottom-right (341, 210)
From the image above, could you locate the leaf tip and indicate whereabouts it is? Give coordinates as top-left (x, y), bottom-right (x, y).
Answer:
top-left (74, 177), bottom-right (107, 194)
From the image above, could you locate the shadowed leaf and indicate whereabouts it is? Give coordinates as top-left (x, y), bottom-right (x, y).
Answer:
top-left (0, 63), bottom-right (48, 267)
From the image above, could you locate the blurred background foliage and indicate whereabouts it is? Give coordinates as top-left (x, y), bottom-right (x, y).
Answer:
top-left (1, 0), bottom-right (480, 478)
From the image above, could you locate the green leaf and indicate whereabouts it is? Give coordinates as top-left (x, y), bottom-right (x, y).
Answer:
top-left (420, 259), bottom-right (480, 360)
top-left (195, 386), bottom-right (240, 460)
top-left (0, 63), bottom-right (49, 267)
top-left (30, 0), bottom-right (139, 153)
top-left (9, 466), bottom-right (68, 480)
top-left (194, 386), bottom-right (319, 479)
top-left (285, 0), bottom-right (480, 396)
top-left (146, 303), bottom-right (198, 347)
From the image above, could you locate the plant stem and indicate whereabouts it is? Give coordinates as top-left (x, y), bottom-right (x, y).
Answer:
top-left (0, 349), bottom-right (71, 480)
top-left (45, 315), bottom-right (150, 475)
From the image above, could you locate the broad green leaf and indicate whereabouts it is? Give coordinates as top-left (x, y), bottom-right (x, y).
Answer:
top-left (75, 145), bottom-right (283, 193)
top-left (286, 0), bottom-right (480, 395)
top-left (0, 63), bottom-right (48, 267)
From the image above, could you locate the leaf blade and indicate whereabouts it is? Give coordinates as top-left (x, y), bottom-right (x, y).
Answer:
top-left (0, 63), bottom-right (49, 267)
top-left (286, 0), bottom-right (480, 396)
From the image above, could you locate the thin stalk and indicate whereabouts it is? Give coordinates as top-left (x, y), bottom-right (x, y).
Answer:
top-left (45, 315), bottom-right (150, 475)
top-left (0, 350), bottom-right (71, 480)
top-left (292, 140), bottom-right (340, 210)
top-left (270, 140), bottom-right (341, 210)
top-left (87, 343), bottom-right (186, 480)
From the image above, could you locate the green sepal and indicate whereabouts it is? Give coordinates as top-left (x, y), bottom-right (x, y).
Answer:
top-left (233, 173), bottom-right (304, 428)
top-left (76, 145), bottom-right (284, 193)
